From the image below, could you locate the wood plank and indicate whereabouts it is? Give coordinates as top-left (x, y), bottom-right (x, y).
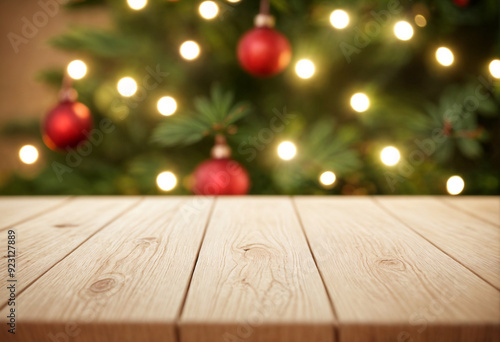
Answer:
top-left (0, 196), bottom-right (69, 230)
top-left (0, 197), bottom-right (140, 306)
top-left (294, 197), bottom-right (500, 342)
top-left (377, 197), bottom-right (500, 289)
top-left (1, 197), bottom-right (213, 342)
top-left (442, 196), bottom-right (499, 227)
top-left (180, 197), bottom-right (335, 342)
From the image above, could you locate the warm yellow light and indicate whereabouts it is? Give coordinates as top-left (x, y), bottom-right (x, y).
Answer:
top-left (199, 1), bottom-right (219, 20)
top-left (295, 59), bottom-right (315, 79)
top-left (117, 77), bottom-right (138, 97)
top-left (436, 47), bottom-right (454, 66)
top-left (277, 141), bottom-right (296, 160)
top-left (446, 175), bottom-right (464, 195)
top-left (180, 41), bottom-right (201, 60)
top-left (19, 145), bottom-right (38, 164)
top-left (380, 146), bottom-right (400, 166)
top-left (67, 60), bottom-right (87, 80)
top-left (489, 59), bottom-right (500, 79)
top-left (156, 171), bottom-right (177, 191)
top-left (350, 93), bottom-right (370, 112)
top-left (157, 96), bottom-right (177, 116)
top-left (127, 0), bottom-right (147, 10)
top-left (319, 171), bottom-right (336, 187)
top-left (414, 14), bottom-right (427, 27)
top-left (330, 10), bottom-right (349, 29)
top-left (394, 21), bottom-right (413, 41)
top-left (226, 0), bottom-right (241, 2)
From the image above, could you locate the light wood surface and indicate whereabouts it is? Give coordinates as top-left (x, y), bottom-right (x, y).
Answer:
top-left (294, 197), bottom-right (500, 342)
top-left (180, 197), bottom-right (335, 342)
top-left (377, 197), bottom-right (500, 289)
top-left (1, 197), bottom-right (213, 342)
top-left (442, 196), bottom-right (499, 226)
top-left (0, 196), bottom-right (499, 342)
top-left (0, 197), bottom-right (69, 230)
top-left (0, 197), bottom-right (139, 305)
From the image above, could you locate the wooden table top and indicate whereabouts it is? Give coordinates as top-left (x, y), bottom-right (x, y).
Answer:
top-left (0, 196), bottom-right (499, 342)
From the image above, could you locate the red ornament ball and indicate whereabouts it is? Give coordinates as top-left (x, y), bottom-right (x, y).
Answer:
top-left (43, 100), bottom-right (93, 151)
top-left (453, 0), bottom-right (470, 7)
top-left (192, 158), bottom-right (250, 195)
top-left (237, 27), bottom-right (291, 77)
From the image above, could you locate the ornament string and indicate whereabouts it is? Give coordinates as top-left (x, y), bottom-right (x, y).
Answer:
top-left (259, 0), bottom-right (270, 15)
top-left (59, 73), bottom-right (77, 102)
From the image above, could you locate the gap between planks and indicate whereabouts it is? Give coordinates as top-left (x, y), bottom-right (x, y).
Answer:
top-left (291, 196), bottom-right (339, 342)
top-left (173, 197), bottom-right (218, 342)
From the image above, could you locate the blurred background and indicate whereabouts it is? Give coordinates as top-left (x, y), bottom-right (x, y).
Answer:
top-left (0, 0), bottom-right (499, 196)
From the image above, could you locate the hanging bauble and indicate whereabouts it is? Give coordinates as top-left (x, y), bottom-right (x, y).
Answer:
top-left (452, 0), bottom-right (471, 7)
top-left (43, 83), bottom-right (92, 150)
top-left (192, 135), bottom-right (250, 195)
top-left (237, 14), bottom-right (291, 77)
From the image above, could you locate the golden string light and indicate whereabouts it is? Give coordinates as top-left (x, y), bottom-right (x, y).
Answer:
top-left (180, 41), bottom-right (201, 60)
top-left (157, 96), bottom-right (177, 116)
top-left (19, 145), bottom-right (38, 164)
top-left (394, 21), bottom-right (414, 41)
top-left (380, 146), bottom-right (400, 166)
top-left (127, 0), bottom-right (147, 11)
top-left (330, 10), bottom-right (349, 29)
top-left (436, 47), bottom-right (454, 66)
top-left (117, 77), bottom-right (138, 97)
top-left (350, 93), bottom-right (370, 112)
top-left (414, 14), bottom-right (427, 27)
top-left (199, 1), bottom-right (219, 20)
top-left (156, 171), bottom-right (177, 191)
top-left (319, 171), bottom-right (336, 187)
top-left (446, 175), bottom-right (464, 195)
top-left (489, 59), bottom-right (500, 79)
top-left (67, 60), bottom-right (87, 80)
top-left (295, 59), bottom-right (315, 79)
top-left (277, 141), bottom-right (297, 160)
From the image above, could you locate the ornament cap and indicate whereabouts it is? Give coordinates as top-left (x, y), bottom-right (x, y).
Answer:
top-left (59, 74), bottom-right (78, 102)
top-left (254, 14), bottom-right (275, 28)
top-left (211, 134), bottom-right (232, 159)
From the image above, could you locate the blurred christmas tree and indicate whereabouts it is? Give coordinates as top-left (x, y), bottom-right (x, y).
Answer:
top-left (1, 0), bottom-right (499, 195)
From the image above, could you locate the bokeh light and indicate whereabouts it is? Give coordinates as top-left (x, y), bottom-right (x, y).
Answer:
top-left (380, 146), bottom-right (400, 166)
top-left (330, 10), bottom-right (349, 29)
top-left (156, 171), bottom-right (177, 191)
top-left (414, 14), bottom-right (427, 27)
top-left (277, 141), bottom-right (297, 160)
top-left (157, 96), bottom-right (177, 116)
top-left (199, 1), bottom-right (219, 20)
top-left (394, 21), bottom-right (414, 41)
top-left (127, 0), bottom-right (147, 10)
top-left (180, 41), bottom-right (201, 60)
top-left (117, 77), bottom-right (138, 97)
top-left (446, 175), bottom-right (465, 195)
top-left (436, 47), bottom-right (454, 66)
top-left (295, 59), bottom-right (315, 79)
top-left (350, 93), bottom-right (370, 112)
top-left (67, 60), bottom-right (87, 80)
top-left (319, 171), bottom-right (336, 187)
top-left (489, 59), bottom-right (500, 79)
top-left (19, 145), bottom-right (38, 164)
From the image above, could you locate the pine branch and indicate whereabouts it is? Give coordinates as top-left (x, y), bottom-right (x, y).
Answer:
top-left (152, 86), bottom-right (250, 147)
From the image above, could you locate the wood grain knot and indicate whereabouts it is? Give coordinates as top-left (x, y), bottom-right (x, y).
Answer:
top-left (53, 223), bottom-right (78, 228)
top-left (134, 237), bottom-right (159, 247)
top-left (376, 258), bottom-right (406, 271)
top-left (90, 278), bottom-right (117, 293)
top-left (239, 243), bottom-right (274, 260)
